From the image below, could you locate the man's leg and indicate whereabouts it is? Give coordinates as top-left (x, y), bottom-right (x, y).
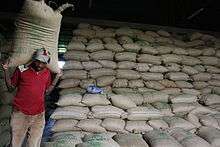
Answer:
top-left (26, 112), bottom-right (45, 147)
top-left (10, 111), bottom-right (29, 147)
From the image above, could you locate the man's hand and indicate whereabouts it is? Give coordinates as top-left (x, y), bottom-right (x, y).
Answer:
top-left (56, 69), bottom-right (63, 78)
top-left (2, 60), bottom-right (9, 71)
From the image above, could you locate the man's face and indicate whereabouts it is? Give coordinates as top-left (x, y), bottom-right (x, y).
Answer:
top-left (32, 60), bottom-right (47, 71)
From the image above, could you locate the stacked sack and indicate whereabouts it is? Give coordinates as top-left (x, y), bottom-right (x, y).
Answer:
top-left (0, 63), bottom-right (14, 146)
top-left (43, 23), bottom-right (220, 147)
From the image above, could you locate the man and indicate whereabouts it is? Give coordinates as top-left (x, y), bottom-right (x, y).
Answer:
top-left (2, 48), bottom-right (62, 147)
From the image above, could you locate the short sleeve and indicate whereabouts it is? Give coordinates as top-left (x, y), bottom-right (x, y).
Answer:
top-left (11, 68), bottom-right (20, 87)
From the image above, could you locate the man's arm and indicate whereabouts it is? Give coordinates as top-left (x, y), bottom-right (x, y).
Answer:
top-left (2, 62), bottom-right (16, 92)
top-left (45, 70), bottom-right (63, 95)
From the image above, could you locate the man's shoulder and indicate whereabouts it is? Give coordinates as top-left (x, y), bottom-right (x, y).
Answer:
top-left (17, 65), bottom-right (29, 73)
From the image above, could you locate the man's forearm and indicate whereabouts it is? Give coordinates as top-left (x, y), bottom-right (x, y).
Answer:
top-left (45, 75), bottom-right (60, 95)
top-left (4, 70), bottom-right (15, 92)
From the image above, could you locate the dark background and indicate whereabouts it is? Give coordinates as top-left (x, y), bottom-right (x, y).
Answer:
top-left (0, 0), bottom-right (220, 32)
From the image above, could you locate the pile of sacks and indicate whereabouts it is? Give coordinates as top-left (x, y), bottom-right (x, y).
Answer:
top-left (44, 23), bottom-right (220, 146)
top-left (0, 67), bottom-right (14, 146)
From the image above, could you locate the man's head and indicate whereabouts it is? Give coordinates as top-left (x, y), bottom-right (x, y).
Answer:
top-left (32, 48), bottom-right (50, 71)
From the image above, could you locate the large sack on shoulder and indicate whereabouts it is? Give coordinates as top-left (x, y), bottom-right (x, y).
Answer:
top-left (8, 0), bottom-right (73, 73)
top-left (143, 130), bottom-right (182, 147)
top-left (113, 134), bottom-right (149, 147)
top-left (125, 121), bottom-right (153, 133)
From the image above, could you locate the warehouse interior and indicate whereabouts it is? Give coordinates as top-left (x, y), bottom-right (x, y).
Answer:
top-left (0, 0), bottom-right (220, 147)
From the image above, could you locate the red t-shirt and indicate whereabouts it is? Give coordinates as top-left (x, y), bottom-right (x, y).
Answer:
top-left (11, 67), bottom-right (51, 115)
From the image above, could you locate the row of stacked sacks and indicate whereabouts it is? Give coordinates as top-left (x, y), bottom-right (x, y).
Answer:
top-left (49, 93), bottom-right (219, 133)
top-left (43, 23), bottom-right (220, 146)
top-left (0, 63), bottom-right (14, 146)
top-left (41, 126), bottom-right (220, 147)
top-left (60, 23), bottom-right (220, 104)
